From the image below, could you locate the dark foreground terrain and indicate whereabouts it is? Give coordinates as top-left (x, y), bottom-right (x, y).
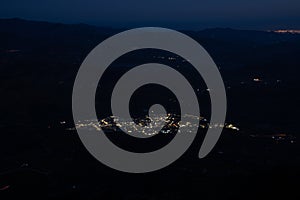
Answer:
top-left (0, 18), bottom-right (299, 199)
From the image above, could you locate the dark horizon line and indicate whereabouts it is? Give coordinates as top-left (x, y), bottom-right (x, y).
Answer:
top-left (1, 17), bottom-right (299, 33)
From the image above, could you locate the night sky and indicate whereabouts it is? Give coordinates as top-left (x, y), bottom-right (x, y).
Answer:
top-left (0, 0), bottom-right (300, 30)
